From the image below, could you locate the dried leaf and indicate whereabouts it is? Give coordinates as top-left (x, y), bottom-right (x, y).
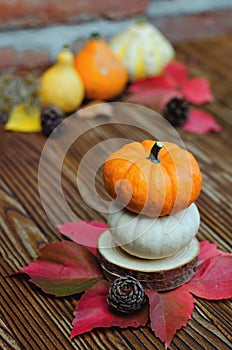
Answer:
top-left (18, 241), bottom-right (103, 296)
top-left (188, 255), bottom-right (232, 299)
top-left (71, 280), bottom-right (149, 338)
top-left (146, 286), bottom-right (194, 349)
top-left (58, 220), bottom-right (108, 255)
top-left (181, 109), bottom-right (221, 134)
top-left (182, 77), bottom-right (213, 104)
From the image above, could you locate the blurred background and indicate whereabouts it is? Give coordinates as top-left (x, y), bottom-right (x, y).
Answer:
top-left (0, 0), bottom-right (231, 72)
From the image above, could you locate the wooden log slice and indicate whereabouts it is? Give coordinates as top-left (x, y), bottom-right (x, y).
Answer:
top-left (97, 230), bottom-right (200, 291)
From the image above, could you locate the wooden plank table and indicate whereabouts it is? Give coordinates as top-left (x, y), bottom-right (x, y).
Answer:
top-left (1, 35), bottom-right (232, 349)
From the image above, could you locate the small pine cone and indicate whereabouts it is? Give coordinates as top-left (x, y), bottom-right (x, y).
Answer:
top-left (163, 97), bottom-right (190, 127)
top-left (41, 104), bottom-right (65, 136)
top-left (107, 276), bottom-right (146, 314)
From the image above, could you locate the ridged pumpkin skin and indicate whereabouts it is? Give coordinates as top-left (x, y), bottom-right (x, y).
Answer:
top-left (108, 203), bottom-right (200, 259)
top-left (110, 20), bottom-right (175, 81)
top-left (103, 140), bottom-right (202, 217)
top-left (74, 36), bottom-right (128, 100)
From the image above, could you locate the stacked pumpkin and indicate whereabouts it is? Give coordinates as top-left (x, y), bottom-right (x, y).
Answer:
top-left (98, 140), bottom-right (202, 291)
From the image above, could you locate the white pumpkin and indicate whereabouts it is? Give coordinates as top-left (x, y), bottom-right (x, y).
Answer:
top-left (108, 203), bottom-right (200, 259)
top-left (109, 19), bottom-right (175, 81)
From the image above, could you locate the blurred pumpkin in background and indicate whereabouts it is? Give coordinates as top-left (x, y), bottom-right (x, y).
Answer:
top-left (74, 33), bottom-right (128, 100)
top-left (110, 18), bottom-right (175, 81)
top-left (39, 46), bottom-right (84, 113)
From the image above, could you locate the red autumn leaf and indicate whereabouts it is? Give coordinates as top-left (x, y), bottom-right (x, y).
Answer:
top-left (187, 255), bottom-right (232, 299)
top-left (164, 61), bottom-right (188, 87)
top-left (128, 75), bottom-right (173, 93)
top-left (182, 77), bottom-right (213, 104)
top-left (146, 285), bottom-right (194, 349)
top-left (58, 220), bottom-right (108, 255)
top-left (18, 241), bottom-right (103, 296)
top-left (198, 241), bottom-right (230, 265)
top-left (126, 87), bottom-right (180, 108)
top-left (71, 280), bottom-right (149, 338)
top-left (181, 109), bottom-right (221, 134)
top-left (127, 61), bottom-right (214, 116)
top-left (157, 90), bottom-right (183, 109)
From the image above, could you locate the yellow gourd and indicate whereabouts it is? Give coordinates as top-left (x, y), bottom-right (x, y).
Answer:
top-left (39, 46), bottom-right (84, 113)
top-left (110, 19), bottom-right (175, 81)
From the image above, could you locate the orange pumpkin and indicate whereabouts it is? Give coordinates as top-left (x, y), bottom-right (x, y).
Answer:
top-left (74, 33), bottom-right (128, 100)
top-left (103, 140), bottom-right (202, 217)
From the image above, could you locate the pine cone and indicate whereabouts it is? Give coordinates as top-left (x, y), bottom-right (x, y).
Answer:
top-left (163, 97), bottom-right (190, 127)
top-left (107, 276), bottom-right (146, 314)
top-left (41, 105), bottom-right (65, 136)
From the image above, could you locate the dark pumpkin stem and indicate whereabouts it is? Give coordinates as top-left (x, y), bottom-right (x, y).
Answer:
top-left (148, 141), bottom-right (164, 163)
top-left (91, 32), bottom-right (101, 40)
top-left (63, 43), bottom-right (70, 50)
top-left (136, 15), bottom-right (146, 24)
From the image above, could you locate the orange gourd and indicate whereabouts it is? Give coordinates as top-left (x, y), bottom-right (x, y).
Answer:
top-left (74, 33), bottom-right (128, 100)
top-left (103, 140), bottom-right (202, 217)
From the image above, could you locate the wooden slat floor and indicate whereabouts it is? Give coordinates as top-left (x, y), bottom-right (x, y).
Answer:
top-left (0, 35), bottom-right (232, 349)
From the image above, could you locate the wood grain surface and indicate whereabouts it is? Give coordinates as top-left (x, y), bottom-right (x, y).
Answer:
top-left (1, 36), bottom-right (232, 350)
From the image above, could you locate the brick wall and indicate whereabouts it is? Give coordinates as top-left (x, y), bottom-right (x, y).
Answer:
top-left (0, 0), bottom-right (148, 29)
top-left (0, 0), bottom-right (231, 71)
